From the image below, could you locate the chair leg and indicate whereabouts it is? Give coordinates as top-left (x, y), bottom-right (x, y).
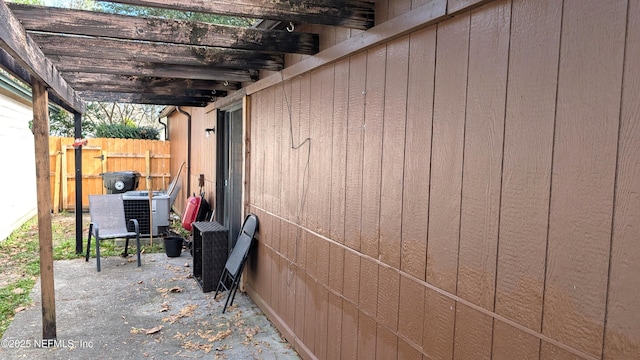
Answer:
top-left (123, 238), bottom-right (130, 257)
top-left (135, 233), bottom-right (141, 267)
top-left (96, 238), bottom-right (101, 272)
top-left (85, 224), bottom-right (93, 262)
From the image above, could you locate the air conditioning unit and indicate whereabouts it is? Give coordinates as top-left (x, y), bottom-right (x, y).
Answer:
top-left (122, 191), bottom-right (170, 236)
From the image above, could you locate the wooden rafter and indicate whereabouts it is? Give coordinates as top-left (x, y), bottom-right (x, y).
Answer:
top-left (53, 57), bottom-right (257, 82)
top-left (31, 33), bottom-right (283, 71)
top-left (62, 73), bottom-right (239, 93)
top-left (9, 3), bottom-right (319, 55)
top-left (102, 0), bottom-right (375, 29)
top-left (78, 91), bottom-right (215, 106)
top-left (0, 1), bottom-right (84, 112)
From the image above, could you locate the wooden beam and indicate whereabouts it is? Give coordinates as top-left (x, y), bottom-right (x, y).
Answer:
top-left (0, 1), bottom-right (84, 112)
top-left (32, 80), bottom-right (57, 340)
top-left (61, 73), bottom-right (240, 92)
top-left (31, 33), bottom-right (283, 71)
top-left (78, 91), bottom-right (215, 106)
top-left (9, 3), bottom-right (319, 55)
top-left (54, 57), bottom-right (257, 82)
top-left (0, 46), bottom-right (78, 113)
top-left (101, 0), bottom-right (374, 29)
top-left (246, 0), bottom-right (447, 95)
top-left (73, 83), bottom-right (225, 98)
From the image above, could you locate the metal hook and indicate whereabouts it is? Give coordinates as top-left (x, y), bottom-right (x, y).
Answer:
top-left (223, 81), bottom-right (229, 86)
top-left (286, 22), bottom-right (294, 32)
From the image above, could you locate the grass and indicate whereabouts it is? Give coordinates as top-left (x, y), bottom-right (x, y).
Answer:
top-left (0, 212), bottom-right (168, 338)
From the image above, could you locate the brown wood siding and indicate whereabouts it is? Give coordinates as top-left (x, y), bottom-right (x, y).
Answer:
top-left (604, 0), bottom-right (640, 357)
top-left (230, 0), bottom-right (640, 359)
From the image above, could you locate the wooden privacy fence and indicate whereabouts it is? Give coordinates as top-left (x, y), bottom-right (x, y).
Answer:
top-left (49, 137), bottom-right (171, 211)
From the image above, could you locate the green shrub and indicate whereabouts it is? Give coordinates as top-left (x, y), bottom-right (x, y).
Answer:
top-left (94, 123), bottom-right (160, 140)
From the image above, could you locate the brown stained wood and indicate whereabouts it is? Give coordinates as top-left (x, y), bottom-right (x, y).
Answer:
top-left (289, 77), bottom-right (302, 224)
top-left (9, 3), bottom-right (319, 55)
top-left (447, 0), bottom-right (492, 14)
top-left (398, 276), bottom-right (425, 348)
top-left (250, 93), bottom-right (262, 208)
top-left (294, 266), bottom-right (306, 338)
top-left (358, 311), bottom-right (377, 359)
top-left (316, 237), bottom-right (330, 287)
top-left (0, 2), bottom-right (83, 112)
top-left (328, 243), bottom-right (344, 294)
top-left (401, 26), bottom-right (436, 281)
top-left (390, 0), bottom-right (412, 19)
top-left (263, 86), bottom-right (275, 214)
top-left (423, 288), bottom-right (455, 359)
top-left (457, 0), bottom-right (510, 310)
top-left (314, 284), bottom-right (329, 360)
top-left (305, 233), bottom-right (318, 280)
top-left (279, 80), bottom-right (292, 221)
top-left (360, 44), bottom-right (386, 259)
top-left (298, 74), bottom-right (311, 227)
top-left (318, 65), bottom-right (335, 235)
top-left (103, 0), bottom-right (375, 29)
top-left (63, 73), bottom-right (238, 93)
top-left (32, 81), bottom-right (57, 339)
top-left (344, 52), bottom-right (367, 252)
top-left (539, 341), bottom-right (584, 360)
top-left (31, 33), bottom-right (283, 71)
top-left (306, 69), bottom-right (322, 232)
top-left (342, 300), bottom-right (359, 359)
top-left (426, 13), bottom-right (469, 294)
top-left (327, 291), bottom-right (343, 359)
top-left (303, 274), bottom-right (317, 352)
top-left (491, 321), bottom-right (539, 360)
top-left (495, 0), bottom-right (561, 332)
top-left (284, 249), bottom-right (297, 329)
top-left (78, 91), bottom-right (214, 106)
top-left (343, 249), bottom-right (361, 304)
top-left (398, 337), bottom-right (422, 360)
top-left (452, 304), bottom-right (492, 360)
top-left (330, 59), bottom-right (349, 242)
top-left (56, 57), bottom-right (256, 82)
top-left (377, 324), bottom-right (399, 360)
top-left (604, 0), bottom-right (640, 357)
top-left (543, 0), bottom-right (626, 357)
top-left (377, 265), bottom-right (400, 331)
top-left (274, 82), bottom-right (284, 218)
top-left (379, 35), bottom-right (409, 269)
top-left (245, 0), bottom-right (447, 96)
top-left (359, 257), bottom-right (379, 319)
top-left (376, 0), bottom-right (390, 24)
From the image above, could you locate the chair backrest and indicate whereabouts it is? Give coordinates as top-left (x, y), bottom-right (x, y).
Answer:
top-left (225, 233), bottom-right (253, 277)
top-left (225, 213), bottom-right (259, 276)
top-left (89, 194), bottom-right (129, 235)
top-left (239, 213), bottom-right (258, 239)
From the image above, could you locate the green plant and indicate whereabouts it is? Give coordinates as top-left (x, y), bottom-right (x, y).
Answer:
top-left (95, 123), bottom-right (160, 140)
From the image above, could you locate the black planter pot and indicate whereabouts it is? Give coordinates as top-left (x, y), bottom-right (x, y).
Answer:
top-left (164, 236), bottom-right (183, 257)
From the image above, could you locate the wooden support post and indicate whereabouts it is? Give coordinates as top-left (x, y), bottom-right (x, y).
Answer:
top-left (146, 150), bottom-right (153, 245)
top-left (53, 152), bottom-right (61, 214)
top-left (74, 112), bottom-right (83, 254)
top-left (32, 80), bottom-right (56, 339)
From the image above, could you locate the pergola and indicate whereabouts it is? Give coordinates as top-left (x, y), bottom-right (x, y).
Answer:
top-left (0, 0), bottom-right (374, 340)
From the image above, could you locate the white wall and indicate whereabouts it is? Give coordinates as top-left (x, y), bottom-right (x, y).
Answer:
top-left (0, 91), bottom-right (37, 241)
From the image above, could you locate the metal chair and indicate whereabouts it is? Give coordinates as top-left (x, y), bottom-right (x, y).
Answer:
top-left (85, 194), bottom-right (141, 272)
top-left (214, 213), bottom-right (258, 312)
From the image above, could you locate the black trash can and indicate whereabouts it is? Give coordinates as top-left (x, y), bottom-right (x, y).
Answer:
top-left (100, 171), bottom-right (140, 194)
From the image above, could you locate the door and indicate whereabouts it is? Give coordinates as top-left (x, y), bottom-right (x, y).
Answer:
top-left (216, 105), bottom-right (243, 251)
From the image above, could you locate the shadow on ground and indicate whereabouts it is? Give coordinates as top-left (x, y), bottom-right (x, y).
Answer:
top-left (0, 252), bottom-right (300, 360)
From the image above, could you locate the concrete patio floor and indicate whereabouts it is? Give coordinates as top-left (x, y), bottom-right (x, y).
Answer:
top-left (0, 251), bottom-right (300, 360)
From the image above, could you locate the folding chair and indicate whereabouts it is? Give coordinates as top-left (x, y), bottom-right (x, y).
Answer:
top-left (214, 213), bottom-right (258, 313)
top-left (85, 194), bottom-right (141, 272)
